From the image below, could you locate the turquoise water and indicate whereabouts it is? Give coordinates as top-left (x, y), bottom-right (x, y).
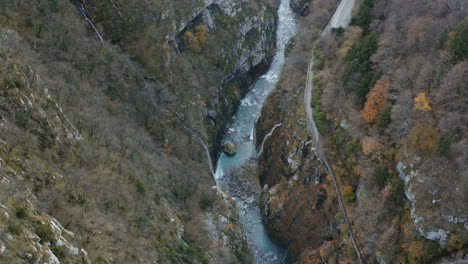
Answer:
top-left (214, 0), bottom-right (296, 263)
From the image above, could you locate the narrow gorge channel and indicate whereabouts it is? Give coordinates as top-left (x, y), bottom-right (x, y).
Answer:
top-left (213, 0), bottom-right (296, 263)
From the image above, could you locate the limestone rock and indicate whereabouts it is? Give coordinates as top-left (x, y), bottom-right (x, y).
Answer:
top-left (223, 141), bottom-right (237, 156)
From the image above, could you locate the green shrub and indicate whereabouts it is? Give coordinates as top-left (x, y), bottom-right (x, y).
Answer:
top-left (15, 205), bottom-right (28, 219)
top-left (356, 72), bottom-right (382, 108)
top-left (390, 177), bottom-right (405, 206)
top-left (372, 168), bottom-right (389, 189)
top-left (313, 108), bottom-right (327, 133)
top-left (8, 221), bottom-right (22, 236)
top-left (51, 245), bottom-right (67, 259)
top-left (355, 73), bottom-right (373, 106)
top-left (199, 194), bottom-right (215, 210)
top-left (16, 111), bottom-right (30, 128)
top-left (448, 21), bottom-right (468, 62)
top-left (234, 243), bottom-right (254, 264)
top-left (313, 49), bottom-right (325, 71)
top-left (335, 27), bottom-right (345, 36)
top-left (377, 105), bottom-right (392, 128)
top-left (437, 132), bottom-right (460, 156)
top-left (343, 185), bottom-right (356, 203)
top-left (343, 33), bottom-right (379, 105)
top-left (135, 216), bottom-right (148, 231)
top-left (434, 30), bottom-right (449, 50)
top-left (153, 192), bottom-right (161, 203)
top-left (345, 33), bottom-right (378, 63)
top-left (49, 0), bottom-right (58, 13)
top-left (24, 17), bottom-right (34, 28)
top-left (407, 240), bottom-right (442, 264)
top-left (35, 223), bottom-right (53, 243)
top-left (350, 0), bottom-right (374, 30)
top-left (135, 180), bottom-right (146, 194)
top-left (447, 235), bottom-right (467, 252)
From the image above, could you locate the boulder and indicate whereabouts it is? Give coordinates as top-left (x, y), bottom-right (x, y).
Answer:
top-left (223, 141), bottom-right (237, 156)
top-left (290, 0), bottom-right (311, 16)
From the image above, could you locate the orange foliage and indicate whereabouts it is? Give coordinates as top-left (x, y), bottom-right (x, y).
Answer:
top-left (414, 92), bottom-right (431, 111)
top-left (407, 16), bottom-right (433, 44)
top-left (361, 77), bottom-right (390, 124)
top-left (194, 25), bottom-right (207, 45)
top-left (408, 123), bottom-right (440, 153)
top-left (361, 136), bottom-right (383, 156)
top-left (183, 25), bottom-right (208, 52)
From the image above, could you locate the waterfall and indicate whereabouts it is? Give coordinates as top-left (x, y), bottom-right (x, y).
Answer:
top-left (257, 123), bottom-right (282, 158)
top-left (75, 0), bottom-right (105, 45)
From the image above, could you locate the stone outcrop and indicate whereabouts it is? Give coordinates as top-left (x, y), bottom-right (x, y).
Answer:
top-left (223, 140), bottom-right (237, 156)
top-left (256, 113), bottom-right (338, 260)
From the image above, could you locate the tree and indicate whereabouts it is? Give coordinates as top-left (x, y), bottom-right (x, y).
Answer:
top-left (406, 240), bottom-right (441, 264)
top-left (376, 105), bottom-right (392, 128)
top-left (371, 167), bottom-right (389, 189)
top-left (407, 16), bottom-right (433, 46)
top-left (361, 136), bottom-right (383, 156)
top-left (343, 185), bottom-right (356, 203)
top-left (361, 77), bottom-right (390, 124)
top-left (408, 123), bottom-right (440, 154)
top-left (350, 0), bottom-right (374, 30)
top-left (194, 25), bottom-right (207, 46)
top-left (414, 92), bottom-right (431, 111)
top-left (343, 33), bottom-right (379, 105)
top-left (437, 132), bottom-right (460, 156)
top-left (448, 21), bottom-right (468, 62)
top-left (183, 25), bottom-right (208, 52)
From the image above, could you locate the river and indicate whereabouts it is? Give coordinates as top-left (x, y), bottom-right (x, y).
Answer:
top-left (213, 0), bottom-right (297, 263)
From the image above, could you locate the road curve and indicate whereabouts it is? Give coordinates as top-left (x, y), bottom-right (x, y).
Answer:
top-left (304, 0), bottom-right (365, 263)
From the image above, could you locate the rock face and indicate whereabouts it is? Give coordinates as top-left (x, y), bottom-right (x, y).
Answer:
top-left (203, 187), bottom-right (253, 263)
top-left (256, 121), bottom-right (338, 260)
top-left (223, 141), bottom-right (237, 156)
top-left (83, 0), bottom-right (278, 156)
top-left (290, 0), bottom-right (311, 16)
top-left (397, 157), bottom-right (467, 243)
top-left (255, 76), bottom-right (340, 260)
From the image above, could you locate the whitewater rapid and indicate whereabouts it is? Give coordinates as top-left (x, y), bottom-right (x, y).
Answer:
top-left (214, 0), bottom-right (296, 263)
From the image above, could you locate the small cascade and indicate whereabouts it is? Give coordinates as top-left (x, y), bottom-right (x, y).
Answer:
top-left (109, 0), bottom-right (124, 20)
top-left (75, 0), bottom-right (105, 45)
top-left (257, 122), bottom-right (282, 158)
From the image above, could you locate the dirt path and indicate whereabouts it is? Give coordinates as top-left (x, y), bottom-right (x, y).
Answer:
top-left (303, 0), bottom-right (365, 262)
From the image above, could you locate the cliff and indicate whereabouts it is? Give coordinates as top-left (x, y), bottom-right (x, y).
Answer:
top-left (0, 0), bottom-right (278, 262)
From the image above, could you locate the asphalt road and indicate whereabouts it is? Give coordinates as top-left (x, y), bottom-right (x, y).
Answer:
top-left (331, 0), bottom-right (356, 29)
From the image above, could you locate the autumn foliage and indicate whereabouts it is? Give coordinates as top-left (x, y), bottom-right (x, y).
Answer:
top-left (414, 92), bottom-right (431, 111)
top-left (408, 123), bottom-right (440, 153)
top-left (407, 16), bottom-right (433, 45)
top-left (361, 136), bottom-right (383, 157)
top-left (343, 185), bottom-right (356, 203)
top-left (361, 77), bottom-right (390, 123)
top-left (183, 25), bottom-right (208, 52)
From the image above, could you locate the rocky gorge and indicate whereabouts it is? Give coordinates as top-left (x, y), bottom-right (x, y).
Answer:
top-left (0, 0), bottom-right (466, 263)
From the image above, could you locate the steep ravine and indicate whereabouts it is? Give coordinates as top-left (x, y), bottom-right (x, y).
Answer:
top-left (0, 0), bottom-right (280, 263)
top-left (214, 0), bottom-right (296, 263)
